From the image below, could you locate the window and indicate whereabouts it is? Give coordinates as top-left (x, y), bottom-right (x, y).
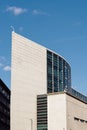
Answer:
top-left (74, 117), bottom-right (87, 124)
top-left (74, 117), bottom-right (79, 121)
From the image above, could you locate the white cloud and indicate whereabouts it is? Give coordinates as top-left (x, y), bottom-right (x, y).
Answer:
top-left (0, 63), bottom-right (3, 67)
top-left (6, 6), bottom-right (27, 15)
top-left (0, 56), bottom-right (6, 62)
top-left (3, 66), bottom-right (11, 71)
top-left (32, 9), bottom-right (49, 16)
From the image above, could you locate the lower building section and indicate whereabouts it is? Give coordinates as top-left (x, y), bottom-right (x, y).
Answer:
top-left (37, 93), bottom-right (87, 130)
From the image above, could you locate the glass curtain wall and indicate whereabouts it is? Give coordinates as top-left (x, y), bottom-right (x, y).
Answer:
top-left (47, 50), bottom-right (71, 93)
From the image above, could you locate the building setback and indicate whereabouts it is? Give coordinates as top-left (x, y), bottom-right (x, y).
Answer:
top-left (11, 32), bottom-right (87, 130)
top-left (0, 78), bottom-right (10, 130)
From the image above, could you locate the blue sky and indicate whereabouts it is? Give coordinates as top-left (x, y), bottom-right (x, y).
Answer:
top-left (0, 0), bottom-right (87, 95)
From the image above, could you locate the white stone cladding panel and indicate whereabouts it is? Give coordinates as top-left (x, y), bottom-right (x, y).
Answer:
top-left (11, 32), bottom-right (47, 130)
top-left (48, 94), bottom-right (67, 130)
top-left (66, 94), bottom-right (87, 130)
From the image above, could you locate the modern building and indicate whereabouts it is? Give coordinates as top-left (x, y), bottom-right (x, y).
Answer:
top-left (11, 32), bottom-right (87, 130)
top-left (0, 78), bottom-right (10, 130)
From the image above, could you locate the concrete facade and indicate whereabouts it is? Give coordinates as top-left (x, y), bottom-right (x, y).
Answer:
top-left (48, 94), bottom-right (67, 130)
top-left (66, 94), bottom-right (87, 130)
top-left (11, 32), bottom-right (47, 130)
